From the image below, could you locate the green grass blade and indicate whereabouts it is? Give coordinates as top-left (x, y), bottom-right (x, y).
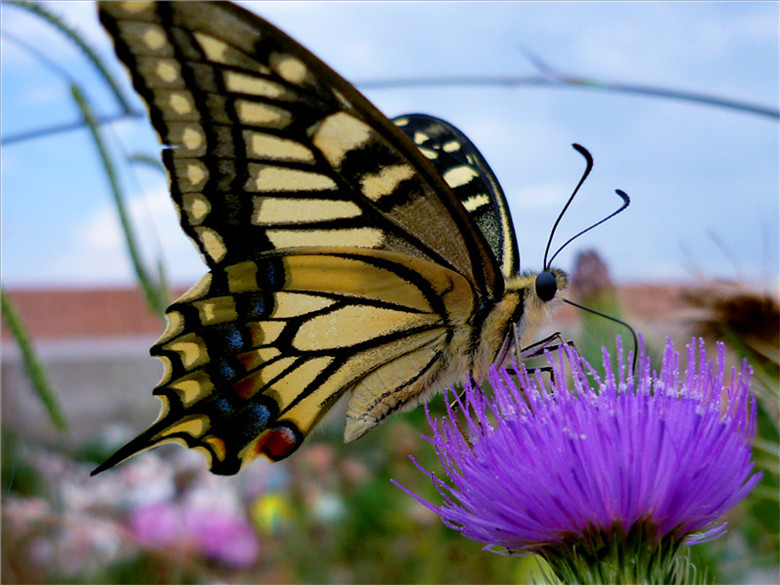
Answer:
top-left (71, 83), bottom-right (169, 318)
top-left (8, 0), bottom-right (134, 114)
top-left (1, 290), bottom-right (68, 434)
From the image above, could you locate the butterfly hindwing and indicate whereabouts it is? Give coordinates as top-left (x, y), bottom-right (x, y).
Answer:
top-left (95, 249), bottom-right (475, 475)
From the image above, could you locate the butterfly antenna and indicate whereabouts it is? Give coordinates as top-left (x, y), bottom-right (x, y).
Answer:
top-left (543, 145), bottom-right (631, 270)
top-left (563, 299), bottom-right (638, 373)
top-left (543, 144), bottom-right (593, 269)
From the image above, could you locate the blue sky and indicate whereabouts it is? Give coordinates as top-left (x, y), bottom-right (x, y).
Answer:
top-left (2, 2), bottom-right (778, 291)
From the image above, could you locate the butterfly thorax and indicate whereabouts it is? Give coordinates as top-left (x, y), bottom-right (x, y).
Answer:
top-left (470, 267), bottom-right (569, 380)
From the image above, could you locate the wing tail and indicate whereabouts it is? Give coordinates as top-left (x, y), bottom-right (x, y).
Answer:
top-left (91, 394), bottom-right (303, 476)
top-left (90, 417), bottom-right (173, 476)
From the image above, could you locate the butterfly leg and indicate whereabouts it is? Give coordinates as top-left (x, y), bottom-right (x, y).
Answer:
top-left (518, 331), bottom-right (574, 360)
top-left (516, 332), bottom-right (576, 384)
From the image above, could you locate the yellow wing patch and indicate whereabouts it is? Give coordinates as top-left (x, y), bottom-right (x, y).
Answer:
top-left (103, 249), bottom-right (476, 474)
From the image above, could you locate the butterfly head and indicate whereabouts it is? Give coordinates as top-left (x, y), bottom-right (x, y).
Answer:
top-left (496, 267), bottom-right (568, 352)
top-left (528, 267), bottom-right (568, 310)
top-left (535, 269), bottom-right (561, 302)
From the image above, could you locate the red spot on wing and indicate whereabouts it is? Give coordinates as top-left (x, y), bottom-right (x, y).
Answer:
top-left (233, 373), bottom-right (261, 400)
top-left (256, 425), bottom-right (301, 461)
top-left (236, 350), bottom-right (261, 370)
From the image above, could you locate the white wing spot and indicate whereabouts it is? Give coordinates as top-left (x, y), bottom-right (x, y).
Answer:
top-left (195, 227), bottom-right (227, 263)
top-left (417, 147), bottom-right (438, 160)
top-left (248, 166), bottom-right (337, 192)
top-left (236, 100), bottom-right (292, 128)
top-left (311, 112), bottom-right (373, 168)
top-left (245, 131), bottom-right (315, 163)
top-left (225, 72), bottom-right (285, 98)
top-left (185, 162), bottom-right (208, 191)
top-left (273, 53), bottom-right (309, 84)
top-left (194, 32), bottom-right (229, 63)
top-left (141, 26), bottom-right (167, 51)
top-left (266, 227), bottom-right (383, 249)
top-left (443, 165), bottom-right (479, 188)
top-left (155, 60), bottom-right (179, 83)
top-left (169, 92), bottom-right (193, 115)
top-left (443, 140), bottom-right (461, 153)
top-left (181, 126), bottom-right (204, 151)
top-left (360, 164), bottom-right (416, 202)
top-left (413, 131), bottom-right (429, 145)
top-left (182, 193), bottom-right (211, 224)
top-left (253, 197), bottom-right (362, 225)
top-left (462, 193), bottom-right (490, 212)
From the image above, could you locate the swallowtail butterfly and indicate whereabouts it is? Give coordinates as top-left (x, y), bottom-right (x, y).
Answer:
top-left (94, 1), bottom-right (578, 475)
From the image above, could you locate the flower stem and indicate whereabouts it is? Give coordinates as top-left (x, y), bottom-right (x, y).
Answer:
top-left (537, 521), bottom-right (709, 585)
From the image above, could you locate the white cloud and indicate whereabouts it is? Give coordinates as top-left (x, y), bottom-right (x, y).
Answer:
top-left (58, 187), bottom-right (204, 287)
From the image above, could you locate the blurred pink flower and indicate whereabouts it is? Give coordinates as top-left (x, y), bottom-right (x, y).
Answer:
top-left (130, 502), bottom-right (181, 549)
top-left (130, 502), bottom-right (260, 568)
top-left (185, 506), bottom-right (260, 568)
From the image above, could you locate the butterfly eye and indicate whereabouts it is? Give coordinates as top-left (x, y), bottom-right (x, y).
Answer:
top-left (535, 271), bottom-right (558, 302)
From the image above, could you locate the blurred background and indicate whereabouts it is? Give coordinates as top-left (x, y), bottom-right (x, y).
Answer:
top-left (2, 2), bottom-right (778, 583)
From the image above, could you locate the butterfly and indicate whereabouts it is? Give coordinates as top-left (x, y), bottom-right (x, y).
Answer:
top-left (93, 1), bottom-right (580, 476)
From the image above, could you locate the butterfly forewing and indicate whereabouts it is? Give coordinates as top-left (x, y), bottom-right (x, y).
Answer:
top-left (98, 1), bottom-right (500, 293)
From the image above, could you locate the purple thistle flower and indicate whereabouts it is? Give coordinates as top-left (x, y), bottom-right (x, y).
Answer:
top-left (395, 338), bottom-right (761, 582)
